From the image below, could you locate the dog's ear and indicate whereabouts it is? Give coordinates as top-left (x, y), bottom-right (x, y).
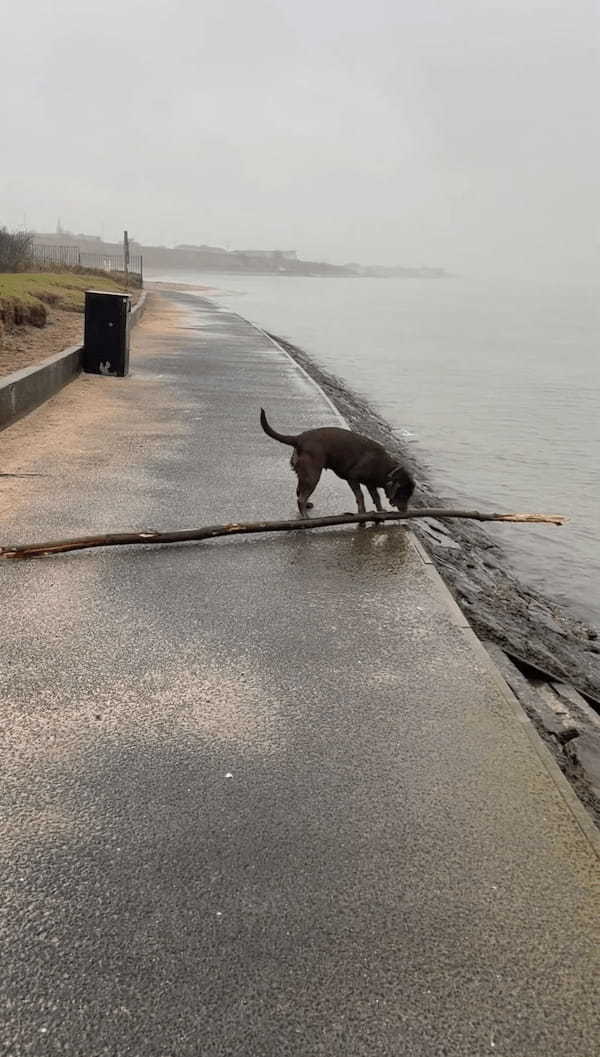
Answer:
top-left (387, 466), bottom-right (410, 484)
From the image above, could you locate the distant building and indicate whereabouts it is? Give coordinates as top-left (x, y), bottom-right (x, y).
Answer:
top-left (35, 231), bottom-right (104, 246)
top-left (175, 243), bottom-right (227, 254)
top-left (237, 249), bottom-right (297, 260)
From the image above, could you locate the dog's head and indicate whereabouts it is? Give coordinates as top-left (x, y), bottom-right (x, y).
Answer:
top-left (384, 465), bottom-right (415, 511)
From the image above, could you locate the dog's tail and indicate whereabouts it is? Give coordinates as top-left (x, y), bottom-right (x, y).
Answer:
top-left (259, 408), bottom-right (298, 447)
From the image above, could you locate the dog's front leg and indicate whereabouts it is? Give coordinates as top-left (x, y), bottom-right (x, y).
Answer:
top-left (348, 480), bottom-right (366, 515)
top-left (367, 486), bottom-right (383, 512)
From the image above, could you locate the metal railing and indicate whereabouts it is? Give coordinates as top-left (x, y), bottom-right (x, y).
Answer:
top-left (79, 252), bottom-right (143, 280)
top-left (32, 243), bottom-right (80, 267)
top-left (32, 243), bottom-right (143, 282)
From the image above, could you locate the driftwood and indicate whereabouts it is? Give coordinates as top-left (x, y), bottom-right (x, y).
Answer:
top-left (0, 508), bottom-right (566, 561)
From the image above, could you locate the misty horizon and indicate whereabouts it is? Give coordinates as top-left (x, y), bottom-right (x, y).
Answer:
top-left (1, 0), bottom-right (598, 281)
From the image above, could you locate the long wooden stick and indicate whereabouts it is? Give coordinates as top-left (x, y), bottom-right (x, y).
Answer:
top-left (0, 508), bottom-right (566, 561)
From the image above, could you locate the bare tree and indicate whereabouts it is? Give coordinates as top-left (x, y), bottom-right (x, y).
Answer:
top-left (0, 227), bottom-right (34, 272)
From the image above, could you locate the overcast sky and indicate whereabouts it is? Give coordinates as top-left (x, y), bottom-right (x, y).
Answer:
top-left (1, 0), bottom-right (597, 278)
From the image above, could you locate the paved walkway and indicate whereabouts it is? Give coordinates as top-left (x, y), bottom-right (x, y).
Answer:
top-left (1, 290), bottom-right (598, 1056)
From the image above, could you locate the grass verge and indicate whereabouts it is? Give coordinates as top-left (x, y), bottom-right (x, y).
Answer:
top-left (1, 272), bottom-right (142, 375)
top-left (0, 272), bottom-right (133, 331)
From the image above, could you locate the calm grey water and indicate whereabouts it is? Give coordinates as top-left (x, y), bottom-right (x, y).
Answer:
top-left (148, 271), bottom-right (600, 626)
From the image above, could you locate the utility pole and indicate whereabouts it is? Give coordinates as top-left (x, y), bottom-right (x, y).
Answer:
top-left (123, 229), bottom-right (130, 289)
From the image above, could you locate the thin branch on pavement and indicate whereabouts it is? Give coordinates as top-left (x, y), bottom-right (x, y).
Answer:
top-left (0, 508), bottom-right (567, 560)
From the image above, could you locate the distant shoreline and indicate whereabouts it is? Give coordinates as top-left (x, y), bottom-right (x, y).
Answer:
top-left (145, 266), bottom-right (451, 280)
top-left (33, 232), bottom-right (448, 280)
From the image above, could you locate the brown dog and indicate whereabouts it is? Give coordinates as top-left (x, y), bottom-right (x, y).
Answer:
top-left (260, 408), bottom-right (415, 517)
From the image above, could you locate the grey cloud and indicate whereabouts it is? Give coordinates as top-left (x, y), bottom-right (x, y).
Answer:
top-left (1, 0), bottom-right (597, 278)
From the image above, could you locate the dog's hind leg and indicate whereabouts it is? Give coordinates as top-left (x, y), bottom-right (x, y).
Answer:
top-left (366, 486), bottom-right (383, 512)
top-left (292, 452), bottom-right (323, 517)
top-left (296, 474), bottom-right (321, 517)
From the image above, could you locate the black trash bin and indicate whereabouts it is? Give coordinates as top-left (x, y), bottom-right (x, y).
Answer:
top-left (83, 290), bottom-right (131, 377)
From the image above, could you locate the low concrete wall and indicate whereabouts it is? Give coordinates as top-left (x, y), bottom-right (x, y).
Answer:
top-left (0, 346), bottom-right (82, 433)
top-left (129, 291), bottom-right (146, 326)
top-left (0, 290), bottom-right (147, 433)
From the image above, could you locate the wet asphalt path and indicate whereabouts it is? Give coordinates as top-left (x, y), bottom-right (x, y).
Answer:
top-left (0, 290), bottom-right (598, 1056)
